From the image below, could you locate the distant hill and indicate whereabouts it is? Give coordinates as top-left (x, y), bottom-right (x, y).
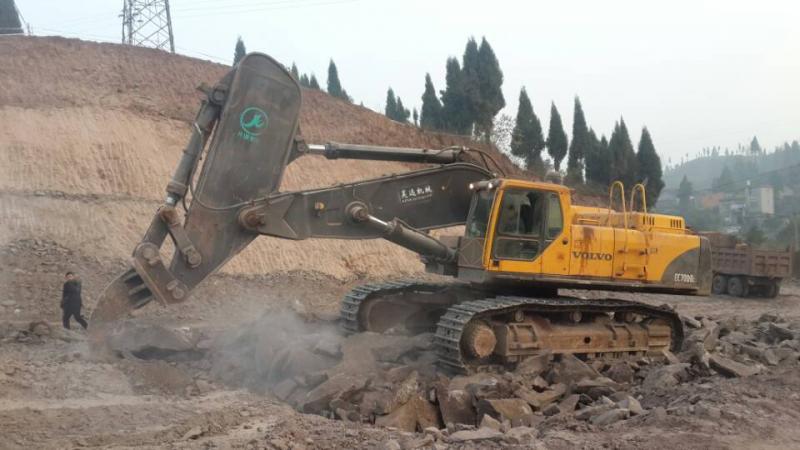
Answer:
top-left (663, 145), bottom-right (800, 191)
top-left (0, 36), bottom-right (522, 281)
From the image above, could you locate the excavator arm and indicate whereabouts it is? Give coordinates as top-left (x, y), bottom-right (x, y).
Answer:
top-left (91, 53), bottom-right (493, 326)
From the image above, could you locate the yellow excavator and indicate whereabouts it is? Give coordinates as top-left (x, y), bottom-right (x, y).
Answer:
top-left (92, 53), bottom-right (711, 372)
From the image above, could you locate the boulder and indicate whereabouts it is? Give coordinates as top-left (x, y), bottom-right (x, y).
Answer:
top-left (615, 395), bottom-right (644, 416)
top-left (767, 323), bottom-right (795, 343)
top-left (448, 373), bottom-right (501, 391)
top-left (514, 350), bottom-right (553, 377)
top-left (436, 384), bottom-right (476, 426)
top-left (477, 398), bottom-right (534, 424)
top-left (301, 372), bottom-right (369, 413)
top-left (558, 394), bottom-right (581, 414)
top-left (550, 354), bottom-right (601, 385)
top-left (447, 427), bottom-right (504, 443)
top-left (515, 383), bottom-right (567, 410)
top-left (505, 426), bottom-right (537, 444)
top-left (376, 401), bottom-right (417, 432)
top-left (575, 404), bottom-right (615, 421)
top-left (542, 403), bottom-right (561, 416)
top-left (107, 321), bottom-right (197, 354)
top-left (573, 377), bottom-right (619, 399)
top-left (701, 318), bottom-right (720, 351)
top-left (605, 362), bottom-right (635, 384)
top-left (479, 414), bottom-right (503, 431)
top-left (681, 315), bottom-right (702, 329)
top-left (642, 363), bottom-right (690, 390)
top-left (709, 354), bottom-right (760, 378)
top-left (590, 408), bottom-right (629, 426)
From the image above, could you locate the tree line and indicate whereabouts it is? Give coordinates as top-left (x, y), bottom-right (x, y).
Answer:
top-left (234, 37), bottom-right (352, 103)
top-left (233, 36), bottom-right (665, 207)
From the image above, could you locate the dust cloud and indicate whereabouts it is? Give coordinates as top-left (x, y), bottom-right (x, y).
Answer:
top-left (207, 310), bottom-right (345, 393)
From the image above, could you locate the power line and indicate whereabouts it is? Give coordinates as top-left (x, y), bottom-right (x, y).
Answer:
top-left (177, 0), bottom-right (358, 19)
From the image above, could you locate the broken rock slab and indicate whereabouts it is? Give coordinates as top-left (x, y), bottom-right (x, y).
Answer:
top-left (642, 363), bottom-right (690, 390)
top-left (590, 408), bottom-right (630, 426)
top-left (477, 398), bottom-right (534, 425)
top-left (709, 354), bottom-right (761, 378)
top-left (515, 383), bottom-right (567, 410)
top-left (436, 383), bottom-right (476, 426)
top-left (107, 321), bottom-right (198, 354)
top-left (514, 350), bottom-right (553, 377)
top-left (301, 372), bottom-right (370, 414)
top-left (447, 427), bottom-right (505, 443)
top-left (549, 354), bottom-right (601, 385)
top-left (375, 395), bottom-right (439, 432)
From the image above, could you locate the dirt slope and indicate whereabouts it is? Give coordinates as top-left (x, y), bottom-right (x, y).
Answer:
top-left (0, 36), bottom-right (517, 280)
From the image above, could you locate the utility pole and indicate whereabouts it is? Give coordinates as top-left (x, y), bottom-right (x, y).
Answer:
top-left (121, 0), bottom-right (175, 53)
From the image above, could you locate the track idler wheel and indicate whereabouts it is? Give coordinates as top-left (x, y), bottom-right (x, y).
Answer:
top-left (461, 321), bottom-right (497, 359)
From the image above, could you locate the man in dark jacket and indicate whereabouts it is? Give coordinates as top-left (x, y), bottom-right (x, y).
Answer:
top-left (61, 272), bottom-right (88, 329)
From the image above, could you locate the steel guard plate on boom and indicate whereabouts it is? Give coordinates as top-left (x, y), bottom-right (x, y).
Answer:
top-left (91, 54), bottom-right (301, 327)
top-left (174, 53), bottom-right (301, 290)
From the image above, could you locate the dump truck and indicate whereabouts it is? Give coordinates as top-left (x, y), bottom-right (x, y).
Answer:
top-left (704, 233), bottom-right (792, 298)
top-left (91, 53), bottom-right (712, 372)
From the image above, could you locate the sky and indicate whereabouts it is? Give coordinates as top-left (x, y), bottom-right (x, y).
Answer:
top-left (15, 0), bottom-right (800, 163)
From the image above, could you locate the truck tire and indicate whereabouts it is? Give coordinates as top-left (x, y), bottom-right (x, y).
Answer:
top-left (766, 281), bottom-right (780, 299)
top-left (727, 276), bottom-right (749, 298)
top-left (711, 274), bottom-right (727, 295)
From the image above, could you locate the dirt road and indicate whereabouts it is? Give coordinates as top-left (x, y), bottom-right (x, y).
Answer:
top-left (2, 238), bottom-right (800, 449)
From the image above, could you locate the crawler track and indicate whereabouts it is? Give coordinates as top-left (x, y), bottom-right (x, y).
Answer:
top-left (434, 296), bottom-right (684, 373)
top-left (339, 280), bottom-right (457, 333)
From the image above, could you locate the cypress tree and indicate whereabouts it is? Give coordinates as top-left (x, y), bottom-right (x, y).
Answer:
top-left (608, 118), bottom-right (638, 187)
top-left (586, 131), bottom-right (611, 187)
top-left (598, 135), bottom-right (610, 186)
top-left (385, 88), bottom-right (398, 119)
top-left (290, 63), bottom-right (299, 81)
top-left (678, 175), bottom-right (693, 211)
top-left (412, 108), bottom-right (419, 126)
top-left (712, 165), bottom-right (736, 193)
top-left (420, 73), bottom-right (443, 130)
top-left (474, 37), bottom-right (505, 141)
top-left (566, 97), bottom-right (589, 185)
top-left (546, 102), bottom-right (568, 171)
top-left (510, 87), bottom-right (545, 172)
top-left (395, 97), bottom-right (410, 123)
top-left (233, 36), bottom-right (246, 66)
top-left (460, 38), bottom-right (481, 134)
top-left (750, 136), bottom-right (762, 154)
top-left (635, 127), bottom-right (664, 208)
top-left (327, 59), bottom-right (349, 101)
top-left (309, 74), bottom-right (320, 90)
top-left (299, 73), bottom-right (310, 88)
top-left (440, 58), bottom-right (471, 135)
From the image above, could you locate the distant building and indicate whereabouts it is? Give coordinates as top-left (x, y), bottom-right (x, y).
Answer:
top-left (698, 192), bottom-right (724, 209)
top-left (748, 186), bottom-right (774, 215)
top-left (0, 0), bottom-right (23, 35)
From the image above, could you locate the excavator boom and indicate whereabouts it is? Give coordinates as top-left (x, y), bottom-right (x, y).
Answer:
top-left (92, 53), bottom-right (493, 326)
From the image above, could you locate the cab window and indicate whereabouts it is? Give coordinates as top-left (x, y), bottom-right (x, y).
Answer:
top-left (546, 193), bottom-right (563, 239)
top-left (493, 189), bottom-right (545, 260)
top-left (465, 189), bottom-right (494, 238)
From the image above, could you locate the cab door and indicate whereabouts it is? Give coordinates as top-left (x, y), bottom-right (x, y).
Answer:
top-left (537, 192), bottom-right (569, 275)
top-left (489, 188), bottom-right (543, 274)
top-left (489, 188), bottom-right (549, 275)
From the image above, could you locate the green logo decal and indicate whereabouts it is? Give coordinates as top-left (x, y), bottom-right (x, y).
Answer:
top-left (237, 106), bottom-right (268, 142)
